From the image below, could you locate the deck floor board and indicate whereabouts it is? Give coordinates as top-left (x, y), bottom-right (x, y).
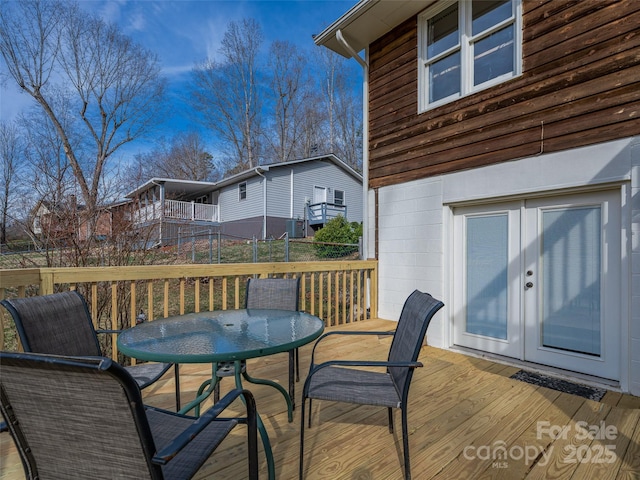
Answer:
top-left (2, 318), bottom-right (639, 479)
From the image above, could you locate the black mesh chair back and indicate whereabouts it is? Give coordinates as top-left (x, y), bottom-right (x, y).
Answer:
top-left (0, 351), bottom-right (260, 480)
top-left (1, 291), bottom-right (101, 356)
top-left (245, 277), bottom-right (300, 310)
top-left (387, 290), bottom-right (445, 400)
top-left (0, 292), bottom-right (179, 408)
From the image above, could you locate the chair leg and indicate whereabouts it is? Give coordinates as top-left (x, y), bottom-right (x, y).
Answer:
top-left (174, 364), bottom-right (181, 411)
top-left (289, 350), bottom-right (295, 409)
top-left (387, 407), bottom-right (394, 434)
top-left (213, 379), bottom-right (221, 404)
top-left (307, 399), bottom-right (313, 428)
top-left (401, 407), bottom-right (411, 480)
top-left (299, 396), bottom-right (306, 479)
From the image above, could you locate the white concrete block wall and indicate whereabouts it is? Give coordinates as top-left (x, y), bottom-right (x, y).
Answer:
top-left (631, 142), bottom-right (640, 396)
top-left (376, 177), bottom-right (444, 334)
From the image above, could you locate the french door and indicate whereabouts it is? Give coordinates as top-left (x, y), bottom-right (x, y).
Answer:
top-left (453, 191), bottom-right (620, 380)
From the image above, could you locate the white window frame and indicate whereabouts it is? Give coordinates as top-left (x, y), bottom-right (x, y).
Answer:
top-left (334, 189), bottom-right (345, 206)
top-left (238, 182), bottom-right (247, 201)
top-left (418, 0), bottom-right (522, 113)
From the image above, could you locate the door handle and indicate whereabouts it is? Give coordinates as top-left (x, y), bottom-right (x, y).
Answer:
top-left (525, 282), bottom-right (534, 288)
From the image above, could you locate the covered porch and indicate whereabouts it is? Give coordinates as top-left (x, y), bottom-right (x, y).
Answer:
top-left (2, 318), bottom-right (638, 479)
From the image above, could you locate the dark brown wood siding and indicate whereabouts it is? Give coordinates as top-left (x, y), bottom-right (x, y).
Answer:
top-left (368, 0), bottom-right (640, 189)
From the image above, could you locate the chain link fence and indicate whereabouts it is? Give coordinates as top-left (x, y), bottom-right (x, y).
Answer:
top-left (174, 229), bottom-right (361, 263)
top-left (0, 231), bottom-right (361, 268)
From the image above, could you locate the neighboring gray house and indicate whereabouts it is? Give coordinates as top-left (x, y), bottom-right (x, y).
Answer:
top-left (126, 154), bottom-right (363, 244)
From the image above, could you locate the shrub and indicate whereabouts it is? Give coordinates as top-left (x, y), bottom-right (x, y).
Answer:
top-left (313, 216), bottom-right (362, 258)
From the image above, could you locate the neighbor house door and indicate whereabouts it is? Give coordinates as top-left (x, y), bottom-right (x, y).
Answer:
top-left (313, 186), bottom-right (328, 204)
top-left (453, 191), bottom-right (620, 380)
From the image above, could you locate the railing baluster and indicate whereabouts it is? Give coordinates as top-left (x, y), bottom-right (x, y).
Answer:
top-left (0, 261), bottom-right (379, 353)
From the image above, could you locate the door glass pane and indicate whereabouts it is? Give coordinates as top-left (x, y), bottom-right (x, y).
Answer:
top-left (541, 207), bottom-right (601, 355)
top-left (466, 214), bottom-right (508, 339)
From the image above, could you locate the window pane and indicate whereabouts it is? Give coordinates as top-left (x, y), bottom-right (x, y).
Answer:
top-left (430, 51), bottom-right (461, 103)
top-left (428, 3), bottom-right (458, 58)
top-left (541, 207), bottom-right (601, 355)
top-left (334, 190), bottom-right (344, 206)
top-left (473, 0), bottom-right (512, 36)
top-left (474, 25), bottom-right (514, 85)
top-left (465, 215), bottom-right (508, 340)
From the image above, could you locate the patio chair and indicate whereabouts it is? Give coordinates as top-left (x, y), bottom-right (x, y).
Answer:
top-left (214, 277), bottom-right (301, 402)
top-left (0, 291), bottom-right (181, 410)
top-left (0, 351), bottom-right (261, 480)
top-left (299, 290), bottom-right (444, 480)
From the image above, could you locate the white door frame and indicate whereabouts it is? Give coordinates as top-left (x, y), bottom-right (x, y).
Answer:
top-left (451, 189), bottom-right (622, 381)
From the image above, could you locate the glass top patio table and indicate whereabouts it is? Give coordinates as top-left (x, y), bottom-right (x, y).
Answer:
top-left (118, 308), bottom-right (324, 480)
top-left (117, 308), bottom-right (325, 363)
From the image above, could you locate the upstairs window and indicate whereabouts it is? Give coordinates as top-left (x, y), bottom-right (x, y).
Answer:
top-left (334, 190), bottom-right (345, 206)
top-left (239, 182), bottom-right (247, 201)
top-left (418, 0), bottom-right (521, 111)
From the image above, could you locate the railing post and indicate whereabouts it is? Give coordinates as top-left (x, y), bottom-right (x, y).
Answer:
top-left (191, 229), bottom-right (196, 263)
top-left (252, 236), bottom-right (258, 263)
top-left (217, 231), bottom-right (222, 264)
top-left (209, 229), bottom-right (213, 264)
top-left (39, 269), bottom-right (54, 295)
top-left (285, 232), bottom-right (289, 262)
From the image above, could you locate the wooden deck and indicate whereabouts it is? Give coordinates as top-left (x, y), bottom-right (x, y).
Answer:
top-left (2, 319), bottom-right (639, 479)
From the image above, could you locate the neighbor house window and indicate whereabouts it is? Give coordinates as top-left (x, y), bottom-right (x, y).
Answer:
top-left (239, 182), bottom-right (247, 200)
top-left (418, 0), bottom-right (521, 111)
top-left (334, 190), bottom-right (344, 206)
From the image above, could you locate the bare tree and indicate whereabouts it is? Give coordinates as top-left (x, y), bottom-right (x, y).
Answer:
top-left (318, 47), bottom-right (340, 153)
top-left (334, 83), bottom-right (363, 171)
top-left (127, 132), bottom-right (216, 186)
top-left (315, 47), bottom-right (363, 171)
top-left (264, 40), bottom-right (310, 163)
top-left (191, 18), bottom-right (263, 172)
top-left (0, 0), bottom-right (165, 217)
top-left (20, 97), bottom-right (76, 208)
top-left (297, 96), bottom-right (327, 158)
top-left (0, 122), bottom-right (23, 246)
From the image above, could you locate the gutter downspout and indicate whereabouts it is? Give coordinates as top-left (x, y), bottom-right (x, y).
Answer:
top-left (336, 29), bottom-right (369, 260)
top-left (255, 168), bottom-right (267, 239)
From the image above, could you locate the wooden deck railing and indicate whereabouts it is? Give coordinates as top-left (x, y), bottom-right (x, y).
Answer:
top-left (0, 261), bottom-right (378, 359)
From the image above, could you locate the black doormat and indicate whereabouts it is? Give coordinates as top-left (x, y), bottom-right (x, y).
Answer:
top-left (510, 370), bottom-right (606, 401)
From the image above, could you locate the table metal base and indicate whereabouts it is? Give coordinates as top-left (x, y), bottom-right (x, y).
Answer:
top-left (179, 361), bottom-right (285, 480)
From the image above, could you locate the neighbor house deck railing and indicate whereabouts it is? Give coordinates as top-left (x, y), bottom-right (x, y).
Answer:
top-left (0, 261), bottom-right (378, 360)
top-left (132, 199), bottom-right (219, 224)
top-left (306, 202), bottom-right (347, 225)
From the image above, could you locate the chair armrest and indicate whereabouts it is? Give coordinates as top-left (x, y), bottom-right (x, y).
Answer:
top-left (309, 359), bottom-right (423, 376)
top-left (151, 388), bottom-right (257, 465)
top-left (310, 330), bottom-right (395, 364)
top-left (304, 360), bottom-right (423, 394)
top-left (95, 329), bottom-right (122, 335)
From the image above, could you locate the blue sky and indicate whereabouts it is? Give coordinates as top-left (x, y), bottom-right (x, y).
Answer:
top-left (1, 0), bottom-right (360, 158)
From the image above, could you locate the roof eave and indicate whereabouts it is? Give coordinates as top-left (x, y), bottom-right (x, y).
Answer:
top-left (314, 0), bottom-right (436, 57)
